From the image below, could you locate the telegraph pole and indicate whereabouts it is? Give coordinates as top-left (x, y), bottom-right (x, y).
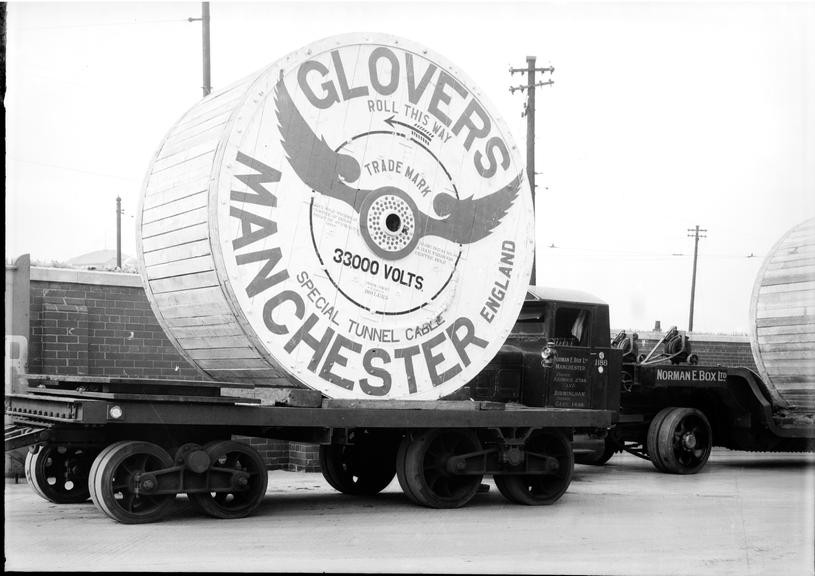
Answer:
top-left (189, 2), bottom-right (212, 97)
top-left (510, 56), bottom-right (553, 286)
top-left (116, 196), bottom-right (122, 269)
top-left (687, 225), bottom-right (707, 332)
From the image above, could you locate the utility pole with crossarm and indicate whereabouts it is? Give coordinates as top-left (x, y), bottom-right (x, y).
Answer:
top-left (510, 56), bottom-right (553, 286)
top-left (687, 225), bottom-right (708, 332)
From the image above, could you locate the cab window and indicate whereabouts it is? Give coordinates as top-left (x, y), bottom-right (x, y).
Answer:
top-left (553, 307), bottom-right (590, 346)
top-left (512, 304), bottom-right (548, 335)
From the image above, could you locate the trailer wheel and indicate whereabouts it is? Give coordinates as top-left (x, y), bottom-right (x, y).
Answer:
top-left (90, 441), bottom-right (175, 524)
top-left (494, 430), bottom-right (574, 505)
top-left (319, 437), bottom-right (397, 495)
top-left (24, 444), bottom-right (96, 504)
top-left (188, 441), bottom-right (268, 519)
top-left (647, 407), bottom-right (712, 474)
top-left (88, 441), bottom-right (131, 512)
top-left (396, 429), bottom-right (483, 509)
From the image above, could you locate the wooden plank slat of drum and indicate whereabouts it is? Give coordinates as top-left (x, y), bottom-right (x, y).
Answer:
top-left (145, 254), bottom-right (214, 280)
top-left (147, 150), bottom-right (214, 182)
top-left (160, 124), bottom-right (233, 159)
top-left (758, 332), bottom-right (815, 344)
top-left (141, 223), bottom-right (209, 254)
top-left (142, 239), bottom-right (211, 268)
top-left (197, 358), bottom-right (275, 370)
top-left (137, 33), bottom-right (535, 400)
top-left (761, 351), bottom-right (815, 361)
top-left (169, 323), bottom-right (245, 339)
top-left (142, 191), bottom-right (208, 224)
top-left (142, 208), bottom-right (209, 240)
top-left (158, 301), bottom-right (232, 319)
top-left (176, 335), bottom-right (254, 349)
top-left (149, 271), bottom-right (221, 295)
top-left (164, 314), bottom-right (237, 328)
top-left (761, 358), bottom-right (815, 371)
top-left (187, 347), bottom-right (261, 360)
top-left (151, 142), bottom-right (218, 174)
top-left (153, 286), bottom-right (225, 308)
top-left (767, 257), bottom-right (815, 272)
top-left (760, 341), bottom-right (815, 353)
top-left (761, 270), bottom-right (815, 287)
top-left (756, 289), bottom-right (815, 307)
top-left (144, 175), bottom-right (211, 208)
top-left (172, 91), bottom-right (248, 131)
top-left (756, 316), bottom-right (815, 329)
top-left (749, 217), bottom-right (815, 407)
top-left (204, 368), bottom-right (287, 380)
top-left (759, 280), bottom-right (815, 294)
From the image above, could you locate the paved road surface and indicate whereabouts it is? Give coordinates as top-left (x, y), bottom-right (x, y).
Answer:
top-left (5, 449), bottom-right (814, 574)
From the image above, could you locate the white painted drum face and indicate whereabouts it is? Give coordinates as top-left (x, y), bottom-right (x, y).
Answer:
top-left (143, 34), bottom-right (534, 399)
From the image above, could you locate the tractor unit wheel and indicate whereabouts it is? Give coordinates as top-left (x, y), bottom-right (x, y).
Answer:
top-left (647, 407), bottom-right (712, 474)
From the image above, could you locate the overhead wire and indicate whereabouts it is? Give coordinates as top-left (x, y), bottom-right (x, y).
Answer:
top-left (539, 243), bottom-right (763, 261)
top-left (8, 157), bottom-right (141, 183)
top-left (17, 18), bottom-right (189, 32)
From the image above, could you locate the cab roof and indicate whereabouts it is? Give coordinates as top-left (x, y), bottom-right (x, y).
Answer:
top-left (525, 286), bottom-right (608, 306)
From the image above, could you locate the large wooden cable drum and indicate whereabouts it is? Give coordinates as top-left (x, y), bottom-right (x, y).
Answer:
top-left (749, 217), bottom-right (815, 410)
top-left (136, 34), bottom-right (534, 400)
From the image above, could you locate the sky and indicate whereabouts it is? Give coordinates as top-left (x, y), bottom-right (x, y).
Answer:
top-left (5, 1), bottom-right (814, 334)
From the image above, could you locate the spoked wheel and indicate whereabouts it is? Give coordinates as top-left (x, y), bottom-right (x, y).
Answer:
top-left (396, 429), bottom-right (483, 509)
top-left (25, 444), bottom-right (97, 503)
top-left (320, 434), bottom-right (397, 495)
top-left (647, 407), bottom-right (712, 474)
top-left (494, 430), bottom-right (574, 505)
top-left (188, 441), bottom-right (268, 519)
top-left (89, 441), bottom-right (175, 524)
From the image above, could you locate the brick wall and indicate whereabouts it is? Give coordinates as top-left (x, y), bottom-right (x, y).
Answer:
top-left (28, 274), bottom-right (202, 380)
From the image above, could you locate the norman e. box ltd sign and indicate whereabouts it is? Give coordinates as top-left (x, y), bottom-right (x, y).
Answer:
top-left (137, 34), bottom-right (534, 400)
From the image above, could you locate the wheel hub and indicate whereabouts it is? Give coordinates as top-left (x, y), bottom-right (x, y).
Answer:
top-left (359, 188), bottom-right (419, 260)
top-left (681, 432), bottom-right (697, 450)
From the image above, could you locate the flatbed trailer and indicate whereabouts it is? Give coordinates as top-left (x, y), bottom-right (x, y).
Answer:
top-left (5, 374), bottom-right (614, 524)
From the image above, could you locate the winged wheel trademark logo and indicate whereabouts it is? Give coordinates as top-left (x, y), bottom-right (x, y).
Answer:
top-left (274, 78), bottom-right (522, 261)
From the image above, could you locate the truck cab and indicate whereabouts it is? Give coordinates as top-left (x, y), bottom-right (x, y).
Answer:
top-left (448, 287), bottom-right (621, 415)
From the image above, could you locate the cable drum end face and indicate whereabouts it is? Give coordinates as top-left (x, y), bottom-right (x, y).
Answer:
top-left (141, 33), bottom-right (535, 400)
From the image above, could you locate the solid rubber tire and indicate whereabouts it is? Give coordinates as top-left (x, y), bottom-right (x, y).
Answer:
top-left (397, 429), bottom-right (483, 509)
top-left (92, 441), bottom-right (175, 524)
top-left (653, 407), bottom-right (712, 474)
top-left (647, 407), bottom-right (675, 472)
